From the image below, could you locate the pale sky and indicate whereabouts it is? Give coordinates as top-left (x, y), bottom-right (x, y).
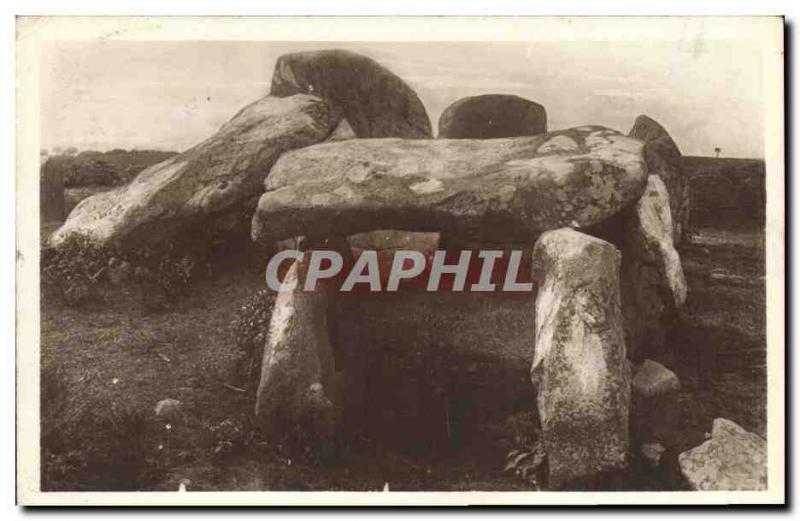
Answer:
top-left (40, 40), bottom-right (765, 158)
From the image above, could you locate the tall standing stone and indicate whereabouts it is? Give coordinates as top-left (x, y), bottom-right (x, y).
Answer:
top-left (531, 228), bottom-right (631, 489)
top-left (619, 175), bottom-right (687, 359)
top-left (438, 94), bottom-right (547, 139)
top-left (255, 254), bottom-right (340, 441)
top-left (628, 115), bottom-right (689, 243)
top-left (270, 49), bottom-right (432, 139)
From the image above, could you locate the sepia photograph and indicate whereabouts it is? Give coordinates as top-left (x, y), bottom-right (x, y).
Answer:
top-left (15, 15), bottom-right (785, 506)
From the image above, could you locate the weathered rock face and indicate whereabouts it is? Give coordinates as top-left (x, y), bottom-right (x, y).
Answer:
top-left (50, 94), bottom-right (341, 249)
top-left (438, 94), bottom-right (547, 139)
top-left (64, 186), bottom-right (112, 217)
top-left (531, 228), bottom-right (631, 489)
top-left (628, 115), bottom-right (689, 242)
top-left (619, 175), bottom-right (687, 359)
top-left (252, 126), bottom-right (648, 245)
top-left (254, 255), bottom-right (340, 440)
top-left (270, 49), bottom-right (432, 139)
top-left (679, 418), bottom-right (767, 491)
top-left (40, 158), bottom-right (65, 222)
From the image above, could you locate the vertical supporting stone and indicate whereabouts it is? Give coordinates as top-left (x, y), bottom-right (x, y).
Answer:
top-left (531, 228), bottom-right (631, 489)
top-left (628, 115), bottom-right (689, 243)
top-left (254, 252), bottom-right (340, 442)
top-left (620, 175), bottom-right (688, 360)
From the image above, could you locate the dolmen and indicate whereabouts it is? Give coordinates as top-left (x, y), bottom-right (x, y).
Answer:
top-left (49, 48), bottom-right (689, 490)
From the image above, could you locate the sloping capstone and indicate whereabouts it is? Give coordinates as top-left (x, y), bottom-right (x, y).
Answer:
top-left (49, 94), bottom-right (341, 249)
top-left (251, 126), bottom-right (648, 245)
top-left (270, 49), bottom-right (432, 139)
top-left (679, 418), bottom-right (767, 491)
top-left (619, 175), bottom-right (687, 358)
top-left (531, 228), bottom-right (631, 489)
top-left (438, 94), bottom-right (547, 139)
top-left (628, 115), bottom-right (689, 243)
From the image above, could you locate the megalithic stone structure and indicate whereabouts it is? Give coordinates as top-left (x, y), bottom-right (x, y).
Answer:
top-left (531, 228), bottom-right (631, 489)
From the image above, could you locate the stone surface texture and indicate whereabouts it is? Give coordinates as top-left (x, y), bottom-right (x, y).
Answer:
top-left (531, 228), bottom-right (631, 489)
top-left (50, 94), bottom-right (340, 249)
top-left (438, 94), bottom-right (547, 139)
top-left (270, 49), bottom-right (432, 139)
top-left (252, 126), bottom-right (648, 245)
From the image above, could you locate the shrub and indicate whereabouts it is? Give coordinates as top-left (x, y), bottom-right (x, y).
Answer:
top-left (42, 234), bottom-right (208, 308)
top-left (41, 234), bottom-right (107, 306)
top-left (43, 149), bottom-right (179, 189)
top-left (230, 289), bottom-right (275, 391)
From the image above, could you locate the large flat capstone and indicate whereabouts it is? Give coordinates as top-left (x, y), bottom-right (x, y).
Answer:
top-left (50, 94), bottom-right (341, 249)
top-left (251, 126), bottom-right (648, 244)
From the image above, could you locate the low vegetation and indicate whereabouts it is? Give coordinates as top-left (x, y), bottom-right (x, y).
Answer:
top-left (42, 149), bottom-right (177, 188)
top-left (41, 233), bottom-right (205, 309)
top-left (682, 156), bottom-right (765, 229)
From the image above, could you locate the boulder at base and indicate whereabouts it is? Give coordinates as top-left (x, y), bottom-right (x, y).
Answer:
top-left (628, 115), bottom-right (689, 243)
top-left (531, 228), bottom-right (631, 489)
top-left (679, 418), bottom-right (767, 491)
top-left (438, 94), bottom-right (547, 139)
top-left (270, 49), bottom-right (432, 139)
top-left (252, 126), bottom-right (647, 245)
top-left (255, 255), bottom-right (340, 441)
top-left (619, 175), bottom-right (687, 359)
top-left (50, 94), bottom-right (341, 249)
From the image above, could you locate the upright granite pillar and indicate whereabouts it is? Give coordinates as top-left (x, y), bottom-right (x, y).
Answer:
top-left (254, 251), bottom-right (341, 442)
top-left (531, 228), bottom-right (631, 489)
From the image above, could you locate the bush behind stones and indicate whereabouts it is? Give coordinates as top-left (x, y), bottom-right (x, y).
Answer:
top-left (230, 289), bottom-right (275, 392)
top-left (41, 233), bottom-right (209, 308)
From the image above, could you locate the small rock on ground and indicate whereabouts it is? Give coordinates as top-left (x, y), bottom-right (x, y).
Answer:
top-left (678, 418), bottom-right (767, 491)
top-left (154, 398), bottom-right (182, 418)
top-left (632, 359), bottom-right (680, 398)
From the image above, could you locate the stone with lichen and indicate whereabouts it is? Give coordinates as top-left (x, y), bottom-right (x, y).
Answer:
top-left (254, 253), bottom-right (341, 441)
top-left (50, 94), bottom-right (341, 250)
top-left (679, 418), bottom-right (766, 491)
top-left (531, 228), bottom-right (631, 489)
top-left (251, 126), bottom-right (648, 245)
